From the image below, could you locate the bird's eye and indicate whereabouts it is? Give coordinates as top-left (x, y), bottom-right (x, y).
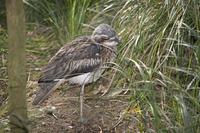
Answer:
top-left (93, 35), bottom-right (109, 43)
top-left (100, 35), bottom-right (109, 40)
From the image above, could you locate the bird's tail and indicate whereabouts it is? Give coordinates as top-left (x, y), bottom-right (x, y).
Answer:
top-left (32, 80), bottom-right (65, 105)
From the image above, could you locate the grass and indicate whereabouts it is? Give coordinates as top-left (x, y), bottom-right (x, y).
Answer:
top-left (111, 0), bottom-right (200, 132)
top-left (0, 0), bottom-right (200, 132)
top-left (24, 0), bottom-right (100, 43)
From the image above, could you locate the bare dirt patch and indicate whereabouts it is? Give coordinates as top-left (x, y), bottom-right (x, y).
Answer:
top-left (29, 83), bottom-right (137, 133)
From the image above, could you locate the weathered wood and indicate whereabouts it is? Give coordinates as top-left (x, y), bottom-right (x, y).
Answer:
top-left (6, 0), bottom-right (29, 132)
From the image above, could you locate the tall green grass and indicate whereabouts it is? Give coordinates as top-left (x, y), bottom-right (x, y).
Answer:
top-left (111, 0), bottom-right (200, 132)
top-left (24, 0), bottom-right (100, 43)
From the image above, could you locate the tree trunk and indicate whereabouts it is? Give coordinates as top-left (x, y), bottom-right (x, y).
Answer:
top-left (6, 0), bottom-right (29, 132)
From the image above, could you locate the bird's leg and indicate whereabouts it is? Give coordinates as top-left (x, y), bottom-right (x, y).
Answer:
top-left (80, 84), bottom-right (85, 122)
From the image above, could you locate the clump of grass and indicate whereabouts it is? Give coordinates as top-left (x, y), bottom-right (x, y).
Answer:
top-left (24, 0), bottom-right (100, 43)
top-left (110, 0), bottom-right (200, 132)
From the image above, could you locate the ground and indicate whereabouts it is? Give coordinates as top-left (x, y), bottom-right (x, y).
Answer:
top-left (1, 63), bottom-right (139, 133)
top-left (1, 78), bottom-right (139, 133)
top-left (28, 81), bottom-right (137, 133)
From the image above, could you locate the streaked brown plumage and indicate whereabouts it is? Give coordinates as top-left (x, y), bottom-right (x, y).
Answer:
top-left (32, 24), bottom-right (120, 121)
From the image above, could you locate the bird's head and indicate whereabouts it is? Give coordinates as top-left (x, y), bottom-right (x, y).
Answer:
top-left (92, 24), bottom-right (120, 47)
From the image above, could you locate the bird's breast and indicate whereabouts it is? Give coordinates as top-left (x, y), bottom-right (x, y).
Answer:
top-left (68, 68), bottom-right (104, 85)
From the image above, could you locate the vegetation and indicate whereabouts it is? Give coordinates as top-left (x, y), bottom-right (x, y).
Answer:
top-left (112, 0), bottom-right (200, 132)
top-left (24, 0), bottom-right (102, 43)
top-left (0, 0), bottom-right (200, 132)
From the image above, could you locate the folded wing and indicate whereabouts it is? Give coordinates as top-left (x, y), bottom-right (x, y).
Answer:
top-left (33, 36), bottom-right (102, 105)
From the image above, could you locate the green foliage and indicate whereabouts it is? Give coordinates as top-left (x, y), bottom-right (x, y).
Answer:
top-left (24, 0), bottom-right (100, 43)
top-left (0, 29), bottom-right (7, 54)
top-left (111, 0), bottom-right (200, 132)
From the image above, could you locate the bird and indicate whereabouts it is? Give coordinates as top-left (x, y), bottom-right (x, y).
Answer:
top-left (32, 23), bottom-right (120, 122)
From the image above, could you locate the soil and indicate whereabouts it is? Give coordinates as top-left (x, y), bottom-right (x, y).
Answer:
top-left (0, 59), bottom-right (139, 133)
top-left (27, 82), bottom-right (137, 133)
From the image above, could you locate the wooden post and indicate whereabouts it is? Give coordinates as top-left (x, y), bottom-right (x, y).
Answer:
top-left (6, 0), bottom-right (29, 132)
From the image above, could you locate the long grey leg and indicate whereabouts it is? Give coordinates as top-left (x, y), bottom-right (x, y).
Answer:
top-left (80, 84), bottom-right (85, 122)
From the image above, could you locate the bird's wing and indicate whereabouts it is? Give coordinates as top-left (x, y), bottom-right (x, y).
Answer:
top-left (33, 36), bottom-right (103, 105)
top-left (38, 36), bottom-right (102, 83)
